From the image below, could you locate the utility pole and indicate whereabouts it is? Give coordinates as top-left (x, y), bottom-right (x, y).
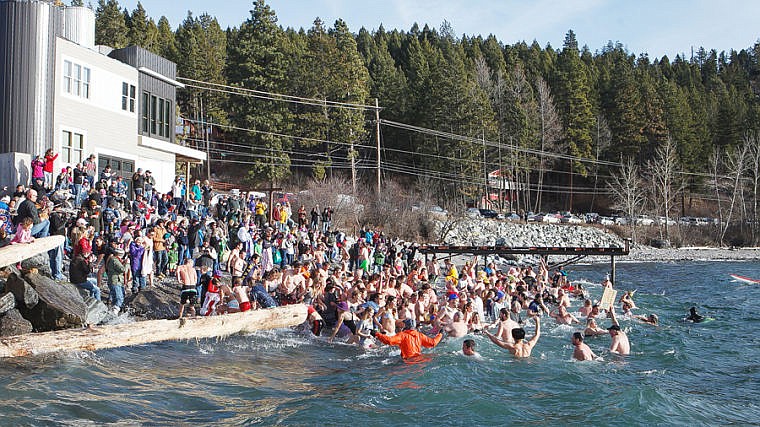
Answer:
top-left (350, 130), bottom-right (357, 197)
top-left (375, 98), bottom-right (381, 197)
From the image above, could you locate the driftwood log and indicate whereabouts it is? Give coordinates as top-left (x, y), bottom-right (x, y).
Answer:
top-left (0, 236), bottom-right (64, 268)
top-left (0, 303), bottom-right (307, 358)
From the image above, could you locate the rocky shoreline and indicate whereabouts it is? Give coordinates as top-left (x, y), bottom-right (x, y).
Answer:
top-left (438, 219), bottom-right (760, 264)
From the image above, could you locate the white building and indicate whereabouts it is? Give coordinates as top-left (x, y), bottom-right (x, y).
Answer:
top-left (0, 0), bottom-right (205, 193)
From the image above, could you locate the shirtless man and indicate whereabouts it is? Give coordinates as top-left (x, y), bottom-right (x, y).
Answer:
top-left (484, 317), bottom-right (541, 358)
top-left (176, 258), bottom-right (197, 318)
top-left (571, 332), bottom-right (596, 361)
top-left (231, 278), bottom-right (252, 312)
top-left (462, 339), bottom-right (478, 357)
top-left (491, 307), bottom-right (520, 344)
top-left (550, 305), bottom-right (580, 325)
top-left (633, 313), bottom-right (658, 326)
top-left (607, 307), bottom-right (630, 355)
top-left (443, 312), bottom-right (468, 338)
top-left (557, 289), bottom-right (571, 309)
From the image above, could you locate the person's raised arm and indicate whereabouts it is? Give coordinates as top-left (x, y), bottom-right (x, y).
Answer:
top-left (527, 317), bottom-right (541, 347)
top-left (485, 329), bottom-right (514, 351)
top-left (609, 305), bottom-right (619, 327)
top-left (419, 330), bottom-right (443, 348)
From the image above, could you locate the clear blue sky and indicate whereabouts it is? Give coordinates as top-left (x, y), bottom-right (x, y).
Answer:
top-left (121, 0), bottom-right (760, 59)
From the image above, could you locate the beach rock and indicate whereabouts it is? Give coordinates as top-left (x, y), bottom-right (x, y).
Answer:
top-left (20, 252), bottom-right (52, 278)
top-left (78, 290), bottom-right (110, 326)
top-left (5, 273), bottom-right (39, 309)
top-left (20, 272), bottom-right (86, 331)
top-left (125, 285), bottom-right (179, 320)
top-left (0, 292), bottom-right (15, 315)
top-left (0, 309), bottom-right (33, 337)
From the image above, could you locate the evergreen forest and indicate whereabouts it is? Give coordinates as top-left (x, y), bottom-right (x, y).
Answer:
top-left (92, 0), bottom-right (760, 244)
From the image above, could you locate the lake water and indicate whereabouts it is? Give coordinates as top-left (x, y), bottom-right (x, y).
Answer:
top-left (1, 261), bottom-right (758, 426)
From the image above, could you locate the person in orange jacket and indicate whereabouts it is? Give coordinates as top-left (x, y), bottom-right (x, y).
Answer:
top-left (372, 320), bottom-right (442, 359)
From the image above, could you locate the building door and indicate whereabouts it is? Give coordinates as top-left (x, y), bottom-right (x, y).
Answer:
top-left (98, 154), bottom-right (134, 194)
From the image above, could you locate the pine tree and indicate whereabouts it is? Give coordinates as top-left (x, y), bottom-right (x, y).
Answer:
top-left (226, 0), bottom-right (291, 183)
top-left (155, 16), bottom-right (178, 61)
top-left (95, 0), bottom-right (127, 48)
top-left (554, 30), bottom-right (595, 176)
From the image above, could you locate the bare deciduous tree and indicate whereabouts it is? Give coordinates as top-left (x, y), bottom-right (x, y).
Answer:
top-left (747, 133), bottom-right (760, 245)
top-left (607, 158), bottom-right (645, 242)
top-left (710, 142), bottom-right (749, 245)
top-left (645, 137), bottom-right (684, 242)
top-left (534, 76), bottom-right (563, 213)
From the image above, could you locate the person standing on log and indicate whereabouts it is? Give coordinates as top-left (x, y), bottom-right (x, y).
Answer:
top-left (70, 246), bottom-right (101, 302)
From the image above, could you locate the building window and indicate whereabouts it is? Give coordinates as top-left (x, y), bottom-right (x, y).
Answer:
top-left (141, 91), bottom-right (149, 132)
top-left (61, 130), bottom-right (84, 164)
top-left (150, 95), bottom-right (157, 135)
top-left (63, 59), bottom-right (90, 99)
top-left (140, 91), bottom-right (173, 139)
top-left (164, 100), bottom-right (171, 137)
top-left (122, 82), bottom-right (136, 112)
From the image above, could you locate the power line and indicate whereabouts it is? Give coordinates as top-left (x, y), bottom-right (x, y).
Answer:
top-left (179, 77), bottom-right (380, 111)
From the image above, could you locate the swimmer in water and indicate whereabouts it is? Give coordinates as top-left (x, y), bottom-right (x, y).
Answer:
top-left (572, 332), bottom-right (597, 361)
top-left (484, 316), bottom-right (540, 358)
top-left (685, 306), bottom-right (704, 323)
top-left (462, 339), bottom-right (478, 357)
top-left (607, 307), bottom-right (630, 355)
top-left (584, 318), bottom-right (607, 337)
top-left (633, 313), bottom-right (658, 326)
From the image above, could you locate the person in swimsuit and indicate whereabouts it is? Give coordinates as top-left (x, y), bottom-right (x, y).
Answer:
top-left (607, 307), bottom-right (630, 355)
top-left (177, 258), bottom-right (197, 318)
top-left (484, 316), bottom-right (541, 358)
top-left (572, 332), bottom-right (597, 361)
top-left (306, 305), bottom-right (325, 336)
top-left (584, 318), bottom-right (607, 337)
top-left (329, 301), bottom-right (360, 344)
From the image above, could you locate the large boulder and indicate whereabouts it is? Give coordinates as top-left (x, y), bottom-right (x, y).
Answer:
top-left (125, 285), bottom-right (179, 320)
top-left (0, 309), bottom-right (33, 336)
top-left (0, 292), bottom-right (15, 315)
top-left (5, 273), bottom-right (39, 309)
top-left (20, 252), bottom-right (52, 278)
top-left (77, 289), bottom-right (110, 326)
top-left (20, 272), bottom-right (86, 331)
top-left (0, 292), bottom-right (16, 315)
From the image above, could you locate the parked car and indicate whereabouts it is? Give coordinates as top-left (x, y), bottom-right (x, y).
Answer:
top-left (614, 216), bottom-right (631, 225)
top-left (465, 207), bottom-right (481, 219)
top-left (634, 215), bottom-right (655, 226)
top-left (428, 205), bottom-right (448, 218)
top-left (504, 212), bottom-right (521, 221)
top-left (599, 216), bottom-right (615, 226)
top-left (535, 213), bottom-right (560, 223)
top-left (560, 214), bottom-right (583, 224)
top-left (479, 209), bottom-right (503, 219)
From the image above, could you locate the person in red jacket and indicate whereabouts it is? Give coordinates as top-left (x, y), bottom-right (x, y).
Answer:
top-left (372, 320), bottom-right (442, 359)
top-left (43, 148), bottom-right (58, 190)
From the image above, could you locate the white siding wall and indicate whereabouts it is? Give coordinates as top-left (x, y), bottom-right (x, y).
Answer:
top-left (53, 38), bottom-right (176, 191)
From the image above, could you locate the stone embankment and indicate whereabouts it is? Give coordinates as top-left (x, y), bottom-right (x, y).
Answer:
top-left (438, 219), bottom-right (760, 263)
top-left (441, 219), bottom-right (624, 248)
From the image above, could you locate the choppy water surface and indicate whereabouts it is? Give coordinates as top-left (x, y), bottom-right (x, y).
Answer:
top-left (1, 261), bottom-right (758, 426)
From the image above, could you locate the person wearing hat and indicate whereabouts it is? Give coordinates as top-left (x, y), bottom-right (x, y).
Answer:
top-left (69, 245), bottom-right (101, 302)
top-left (372, 318), bottom-right (443, 359)
top-left (607, 306), bottom-right (630, 355)
top-left (106, 247), bottom-right (127, 313)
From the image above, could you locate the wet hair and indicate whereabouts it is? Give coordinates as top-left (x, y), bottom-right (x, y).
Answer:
top-left (499, 307), bottom-right (509, 317)
top-left (572, 332), bottom-right (584, 342)
top-left (511, 328), bottom-right (526, 341)
top-left (463, 339), bottom-right (475, 350)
